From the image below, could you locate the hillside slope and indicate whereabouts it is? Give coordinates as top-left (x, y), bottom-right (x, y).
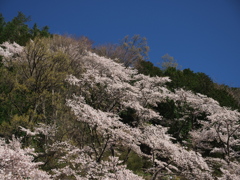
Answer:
top-left (0, 36), bottom-right (240, 180)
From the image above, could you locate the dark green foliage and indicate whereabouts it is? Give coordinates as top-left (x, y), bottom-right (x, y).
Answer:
top-left (136, 61), bottom-right (239, 111)
top-left (151, 99), bottom-right (206, 143)
top-left (0, 12), bottom-right (51, 46)
top-left (122, 150), bottom-right (144, 171)
top-left (212, 163), bottom-right (223, 177)
top-left (0, 56), bottom-right (3, 67)
top-left (151, 99), bottom-right (177, 122)
top-left (30, 23), bottom-right (51, 39)
top-left (136, 60), bottom-right (163, 77)
top-left (0, 12), bottom-right (239, 178)
top-left (163, 68), bottom-right (213, 94)
top-left (119, 108), bottom-right (138, 127)
top-left (0, 14), bottom-right (5, 35)
top-left (136, 62), bottom-right (239, 145)
top-left (0, 63), bottom-right (17, 123)
top-left (163, 67), bottom-right (239, 110)
top-left (0, 12), bottom-right (31, 45)
top-left (209, 88), bottom-right (239, 110)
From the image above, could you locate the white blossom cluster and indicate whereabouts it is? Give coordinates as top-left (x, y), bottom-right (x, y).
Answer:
top-left (65, 52), bottom-right (240, 179)
top-left (0, 42), bottom-right (23, 58)
top-left (1, 39), bottom-right (240, 179)
top-left (65, 52), bottom-right (215, 179)
top-left (0, 136), bottom-right (51, 180)
top-left (49, 141), bottom-right (145, 180)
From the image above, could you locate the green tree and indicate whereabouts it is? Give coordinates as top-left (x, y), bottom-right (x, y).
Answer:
top-left (30, 23), bottom-right (51, 39)
top-left (0, 12), bottom-right (51, 46)
top-left (0, 14), bottom-right (6, 38)
top-left (135, 60), bottom-right (163, 77)
top-left (0, 37), bottom-right (73, 139)
top-left (1, 12), bottom-right (31, 45)
top-left (30, 23), bottom-right (40, 37)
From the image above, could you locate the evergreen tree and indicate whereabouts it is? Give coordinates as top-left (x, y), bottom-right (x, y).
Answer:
top-left (0, 14), bottom-right (6, 38)
top-left (0, 12), bottom-right (51, 46)
top-left (1, 12), bottom-right (31, 45)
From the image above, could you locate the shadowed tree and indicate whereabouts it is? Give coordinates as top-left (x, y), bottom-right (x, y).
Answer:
top-left (94, 35), bottom-right (149, 67)
top-left (160, 53), bottom-right (181, 70)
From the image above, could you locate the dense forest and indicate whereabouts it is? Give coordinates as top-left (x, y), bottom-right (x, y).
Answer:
top-left (0, 12), bottom-right (240, 180)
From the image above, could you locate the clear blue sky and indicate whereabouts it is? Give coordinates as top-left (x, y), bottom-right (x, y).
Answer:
top-left (1, 0), bottom-right (240, 87)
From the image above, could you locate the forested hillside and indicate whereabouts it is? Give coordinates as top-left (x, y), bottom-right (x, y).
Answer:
top-left (0, 13), bottom-right (240, 180)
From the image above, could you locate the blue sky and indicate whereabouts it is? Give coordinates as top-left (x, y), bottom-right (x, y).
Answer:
top-left (1, 0), bottom-right (240, 87)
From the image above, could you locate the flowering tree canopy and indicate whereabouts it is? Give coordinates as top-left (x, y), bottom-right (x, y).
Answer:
top-left (0, 36), bottom-right (239, 180)
top-left (0, 136), bottom-right (51, 180)
top-left (0, 41), bottom-right (23, 59)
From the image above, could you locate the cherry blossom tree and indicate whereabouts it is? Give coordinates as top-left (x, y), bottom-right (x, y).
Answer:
top-left (20, 124), bottom-right (144, 179)
top-left (0, 41), bottom-right (23, 58)
top-left (190, 106), bottom-right (240, 160)
top-left (173, 89), bottom-right (240, 178)
top-left (65, 52), bottom-right (216, 179)
top-left (65, 51), bottom-right (240, 179)
top-left (173, 89), bottom-right (240, 160)
top-left (1, 36), bottom-right (240, 179)
top-left (0, 136), bottom-right (51, 180)
top-left (49, 141), bottom-right (145, 180)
